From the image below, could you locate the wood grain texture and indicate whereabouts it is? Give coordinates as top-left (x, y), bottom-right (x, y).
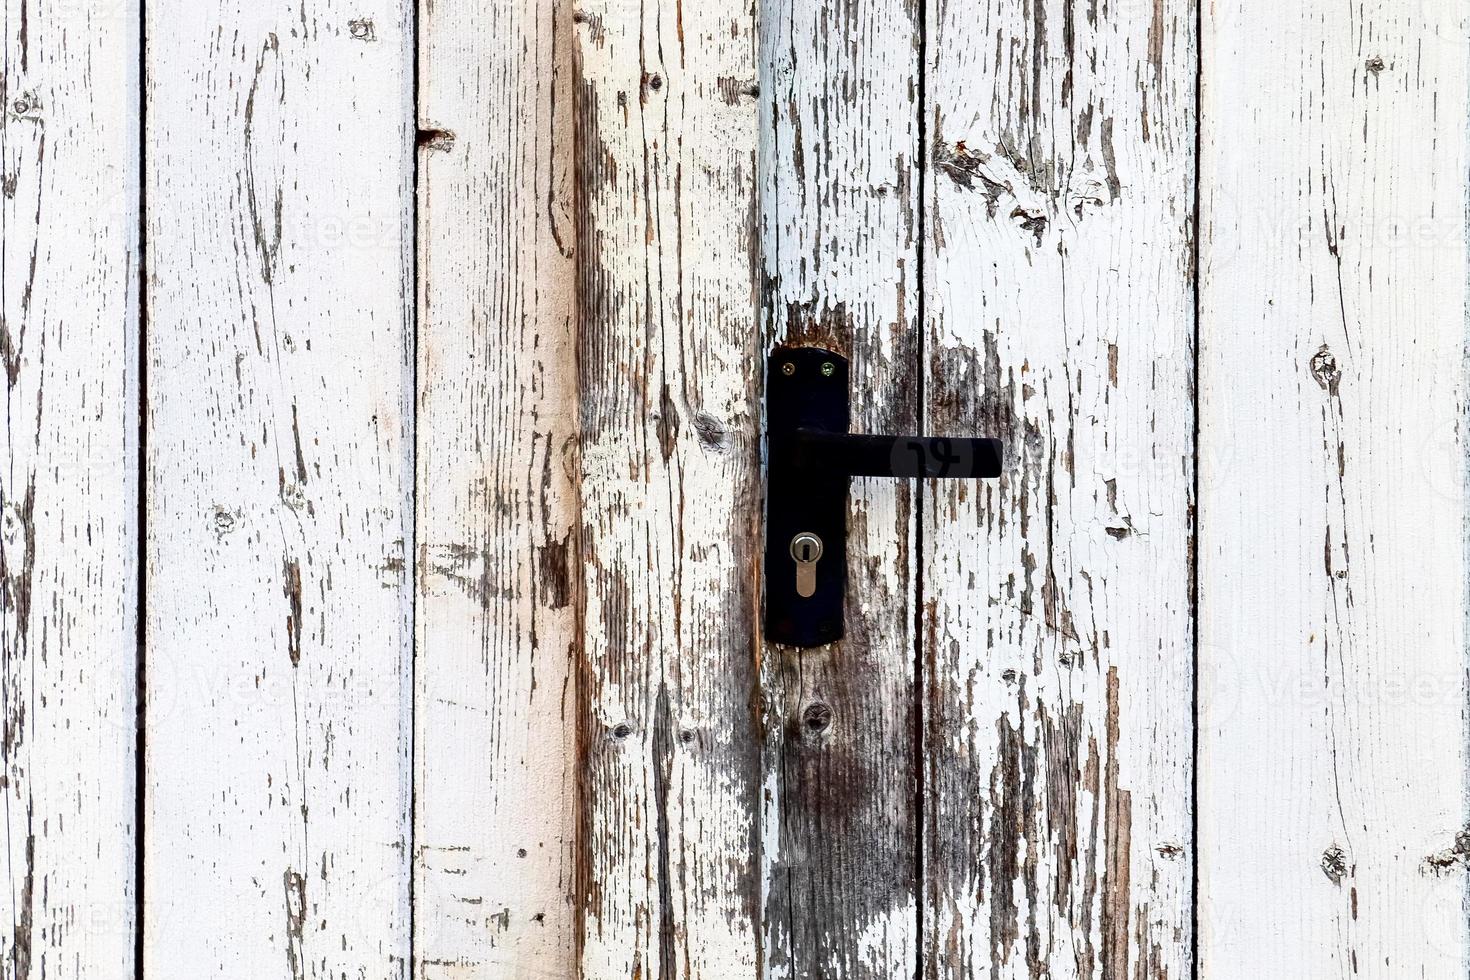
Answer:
top-left (921, 0), bottom-right (1196, 976)
top-left (571, 1), bottom-right (764, 976)
top-left (413, 0), bottom-right (580, 975)
top-left (143, 2), bottom-right (414, 974)
top-left (1199, 2), bottom-right (1470, 976)
top-left (0, 0), bottom-right (139, 974)
top-left (758, 1), bottom-right (922, 976)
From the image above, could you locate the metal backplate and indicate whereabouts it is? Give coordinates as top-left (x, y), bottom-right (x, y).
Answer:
top-left (764, 346), bottom-right (849, 647)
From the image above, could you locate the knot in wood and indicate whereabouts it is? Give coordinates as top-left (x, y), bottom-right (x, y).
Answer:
top-left (800, 701), bottom-right (833, 738)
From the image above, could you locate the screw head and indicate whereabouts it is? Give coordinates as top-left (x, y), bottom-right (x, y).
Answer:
top-left (820, 362), bottom-right (835, 377)
top-left (781, 362), bottom-right (796, 376)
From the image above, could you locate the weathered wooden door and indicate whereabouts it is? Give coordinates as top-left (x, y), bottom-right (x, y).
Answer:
top-left (4, 0), bottom-right (1467, 976)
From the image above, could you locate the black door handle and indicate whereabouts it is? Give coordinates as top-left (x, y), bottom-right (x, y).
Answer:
top-left (763, 345), bottom-right (1002, 648)
top-left (783, 428), bottom-right (1002, 479)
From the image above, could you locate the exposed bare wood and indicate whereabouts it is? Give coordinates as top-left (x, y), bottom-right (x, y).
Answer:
top-left (921, 0), bottom-right (1196, 976)
top-left (758, 1), bottom-right (922, 976)
top-left (0, 0), bottom-right (139, 973)
top-left (143, 2), bottom-right (414, 974)
top-left (1199, 2), bottom-right (1470, 975)
top-left (571, 0), bottom-right (764, 975)
top-left (413, 0), bottom-right (580, 975)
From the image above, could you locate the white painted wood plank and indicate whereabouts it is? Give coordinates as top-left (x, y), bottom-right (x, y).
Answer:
top-left (143, 3), bottom-right (414, 974)
top-left (412, 0), bottom-right (579, 975)
top-left (1, 1), bottom-right (139, 974)
top-left (1199, 3), bottom-right (1470, 975)
top-left (758, 2), bottom-right (922, 975)
top-left (571, 1), bottom-right (764, 975)
top-left (921, 0), bottom-right (1196, 975)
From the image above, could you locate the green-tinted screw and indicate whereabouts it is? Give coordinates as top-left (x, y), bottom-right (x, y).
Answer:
top-left (820, 362), bottom-right (835, 377)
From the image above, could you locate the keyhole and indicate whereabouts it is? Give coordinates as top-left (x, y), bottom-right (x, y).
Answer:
top-left (790, 532), bottom-right (823, 598)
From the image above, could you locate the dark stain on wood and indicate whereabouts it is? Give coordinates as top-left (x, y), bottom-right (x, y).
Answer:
top-left (1100, 116), bottom-right (1121, 202)
top-left (0, 320), bottom-right (21, 387)
top-left (1041, 700), bottom-right (1087, 918)
top-left (16, 0), bottom-right (28, 73)
top-left (283, 868), bottom-right (307, 980)
top-left (283, 557), bottom-right (303, 666)
top-left (538, 536), bottom-right (573, 610)
top-left (10, 816), bottom-right (33, 980)
top-left (1102, 667), bottom-right (1132, 979)
top-left (1, 482), bottom-right (37, 644)
top-left (243, 34), bottom-right (285, 286)
top-left (289, 401), bottom-right (309, 484)
top-left (987, 710), bottom-right (1030, 975)
top-left (0, 109), bottom-right (45, 388)
top-left (656, 383), bottom-right (680, 462)
top-left (1148, 0), bottom-right (1166, 75)
top-left (781, 299), bottom-right (853, 353)
top-left (652, 685), bottom-right (677, 977)
top-left (768, 648), bottom-right (919, 979)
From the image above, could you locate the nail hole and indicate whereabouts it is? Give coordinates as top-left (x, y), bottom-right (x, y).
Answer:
top-left (417, 128), bottom-right (457, 153)
top-left (610, 721), bottom-right (635, 742)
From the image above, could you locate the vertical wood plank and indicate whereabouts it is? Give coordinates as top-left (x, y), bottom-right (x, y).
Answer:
top-left (758, 1), bottom-right (922, 976)
top-left (572, 1), bottom-right (764, 976)
top-left (144, 2), bottom-right (414, 974)
top-left (1, 0), bottom-right (138, 973)
top-left (413, 0), bottom-right (579, 975)
top-left (1199, 2), bottom-right (1470, 974)
top-left (921, 0), bottom-right (1196, 975)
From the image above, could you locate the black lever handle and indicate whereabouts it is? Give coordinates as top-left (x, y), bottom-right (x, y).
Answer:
top-left (764, 345), bottom-right (1003, 648)
top-left (787, 427), bottom-right (1003, 479)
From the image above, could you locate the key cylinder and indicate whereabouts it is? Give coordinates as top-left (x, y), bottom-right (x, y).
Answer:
top-left (790, 532), bottom-right (823, 599)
